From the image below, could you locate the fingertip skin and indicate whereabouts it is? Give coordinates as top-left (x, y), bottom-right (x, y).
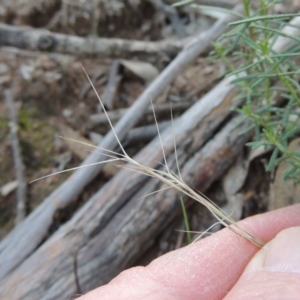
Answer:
top-left (79, 204), bottom-right (300, 300)
top-left (225, 226), bottom-right (300, 300)
top-left (224, 271), bottom-right (300, 300)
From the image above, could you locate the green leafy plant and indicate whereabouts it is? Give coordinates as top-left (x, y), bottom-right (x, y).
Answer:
top-left (177, 0), bottom-right (300, 182)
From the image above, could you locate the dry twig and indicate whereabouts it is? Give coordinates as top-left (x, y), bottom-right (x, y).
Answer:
top-left (102, 60), bottom-right (121, 110)
top-left (4, 90), bottom-right (26, 225)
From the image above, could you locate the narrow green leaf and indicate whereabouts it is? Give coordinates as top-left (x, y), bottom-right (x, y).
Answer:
top-left (180, 197), bottom-right (192, 244)
top-left (247, 140), bottom-right (272, 149)
top-left (236, 123), bottom-right (256, 136)
top-left (231, 74), bottom-right (262, 84)
top-left (229, 60), bottom-right (264, 75)
top-left (271, 53), bottom-right (300, 58)
top-left (291, 152), bottom-right (300, 158)
top-left (274, 156), bottom-right (288, 166)
top-left (191, 4), bottom-right (244, 18)
top-left (221, 24), bottom-right (246, 38)
top-left (229, 13), bottom-right (300, 26)
top-left (282, 128), bottom-right (300, 140)
top-left (254, 71), bottom-right (300, 78)
top-left (172, 0), bottom-right (194, 7)
top-left (283, 166), bottom-right (297, 180)
top-left (231, 23), bottom-right (250, 50)
top-left (275, 141), bottom-right (287, 153)
top-left (267, 148), bottom-right (279, 171)
top-left (251, 24), bottom-right (300, 45)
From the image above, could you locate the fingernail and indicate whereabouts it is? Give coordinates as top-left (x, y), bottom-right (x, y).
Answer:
top-left (264, 227), bottom-right (300, 274)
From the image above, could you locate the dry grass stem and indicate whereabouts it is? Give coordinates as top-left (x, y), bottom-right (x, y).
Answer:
top-left (86, 68), bottom-right (265, 247)
top-left (33, 66), bottom-right (265, 248)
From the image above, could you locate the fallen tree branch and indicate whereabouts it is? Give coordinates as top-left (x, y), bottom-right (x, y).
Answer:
top-left (89, 101), bottom-right (194, 126)
top-left (0, 7), bottom-right (242, 281)
top-left (4, 90), bottom-right (27, 225)
top-left (123, 120), bottom-right (171, 146)
top-left (102, 60), bottom-right (121, 110)
top-left (0, 46), bottom-right (74, 61)
top-left (0, 23), bottom-right (186, 58)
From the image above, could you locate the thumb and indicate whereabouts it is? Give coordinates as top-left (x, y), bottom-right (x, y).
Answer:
top-left (225, 226), bottom-right (300, 299)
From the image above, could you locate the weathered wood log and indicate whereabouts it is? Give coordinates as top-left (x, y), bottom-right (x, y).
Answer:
top-left (0, 23), bottom-right (186, 58)
top-left (0, 8), bottom-right (243, 281)
top-left (0, 108), bottom-right (249, 299)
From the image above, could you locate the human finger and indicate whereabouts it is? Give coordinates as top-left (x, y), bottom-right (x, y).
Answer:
top-left (79, 204), bottom-right (300, 300)
top-left (224, 226), bottom-right (300, 299)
